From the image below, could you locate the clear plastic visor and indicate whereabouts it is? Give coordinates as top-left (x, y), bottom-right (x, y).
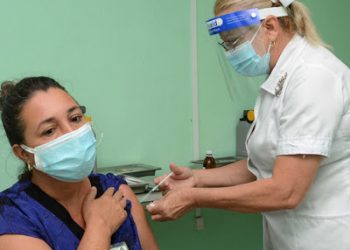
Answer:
top-left (207, 7), bottom-right (288, 54)
top-left (216, 23), bottom-right (270, 59)
top-left (217, 24), bottom-right (260, 51)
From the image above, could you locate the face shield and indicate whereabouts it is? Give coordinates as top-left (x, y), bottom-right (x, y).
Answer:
top-left (207, 7), bottom-right (288, 77)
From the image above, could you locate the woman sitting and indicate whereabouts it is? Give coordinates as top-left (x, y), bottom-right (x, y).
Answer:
top-left (0, 76), bottom-right (158, 250)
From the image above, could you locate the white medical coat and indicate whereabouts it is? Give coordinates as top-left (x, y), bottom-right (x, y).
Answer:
top-left (246, 35), bottom-right (350, 250)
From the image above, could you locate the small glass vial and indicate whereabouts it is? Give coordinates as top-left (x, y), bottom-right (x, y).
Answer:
top-left (203, 150), bottom-right (216, 169)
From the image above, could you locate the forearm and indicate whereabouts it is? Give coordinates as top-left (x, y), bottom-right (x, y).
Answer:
top-left (77, 225), bottom-right (111, 250)
top-left (147, 156), bottom-right (321, 221)
top-left (190, 155), bottom-right (322, 213)
top-left (190, 178), bottom-right (292, 213)
top-left (193, 160), bottom-right (256, 188)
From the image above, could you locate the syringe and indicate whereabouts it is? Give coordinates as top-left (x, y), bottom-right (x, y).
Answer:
top-left (140, 172), bottom-right (173, 203)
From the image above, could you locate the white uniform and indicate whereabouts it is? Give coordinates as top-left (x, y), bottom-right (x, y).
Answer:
top-left (246, 35), bottom-right (350, 250)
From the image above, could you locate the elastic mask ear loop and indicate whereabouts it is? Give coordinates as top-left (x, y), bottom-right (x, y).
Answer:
top-left (96, 132), bottom-right (104, 147)
top-left (249, 24), bottom-right (262, 44)
top-left (90, 121), bottom-right (104, 148)
top-left (267, 42), bottom-right (272, 53)
top-left (225, 24), bottom-right (263, 56)
top-left (22, 146), bottom-right (37, 171)
top-left (21, 144), bottom-right (35, 154)
top-left (251, 24), bottom-right (272, 57)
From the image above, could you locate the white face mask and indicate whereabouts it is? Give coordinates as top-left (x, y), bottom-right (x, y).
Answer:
top-left (21, 123), bottom-right (96, 182)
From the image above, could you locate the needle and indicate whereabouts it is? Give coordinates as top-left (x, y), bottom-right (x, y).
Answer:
top-left (140, 172), bottom-right (173, 203)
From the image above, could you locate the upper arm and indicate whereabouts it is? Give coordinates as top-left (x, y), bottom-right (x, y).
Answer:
top-left (119, 184), bottom-right (159, 250)
top-left (278, 65), bottom-right (343, 156)
top-left (273, 66), bottom-right (341, 207)
top-left (272, 155), bottom-right (323, 208)
top-left (0, 235), bottom-right (51, 250)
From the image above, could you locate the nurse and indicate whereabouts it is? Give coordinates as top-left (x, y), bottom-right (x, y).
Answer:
top-left (0, 77), bottom-right (158, 249)
top-left (147, 0), bottom-right (350, 249)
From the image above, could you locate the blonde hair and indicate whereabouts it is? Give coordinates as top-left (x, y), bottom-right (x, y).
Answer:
top-left (214, 0), bottom-right (329, 48)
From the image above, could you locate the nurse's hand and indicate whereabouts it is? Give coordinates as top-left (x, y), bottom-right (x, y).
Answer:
top-left (82, 187), bottom-right (127, 236)
top-left (146, 188), bottom-right (194, 221)
top-left (154, 163), bottom-right (196, 192)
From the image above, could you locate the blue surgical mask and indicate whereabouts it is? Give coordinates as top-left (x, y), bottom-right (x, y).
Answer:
top-left (21, 123), bottom-right (96, 182)
top-left (225, 27), bottom-right (271, 77)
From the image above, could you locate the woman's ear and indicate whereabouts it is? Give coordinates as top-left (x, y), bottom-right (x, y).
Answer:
top-left (13, 144), bottom-right (32, 163)
top-left (262, 15), bottom-right (281, 43)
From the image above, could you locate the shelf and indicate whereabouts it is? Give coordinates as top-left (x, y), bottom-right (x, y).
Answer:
top-left (191, 156), bottom-right (245, 166)
top-left (98, 164), bottom-right (161, 177)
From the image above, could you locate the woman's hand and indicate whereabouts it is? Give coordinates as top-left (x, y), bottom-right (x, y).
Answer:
top-left (82, 187), bottom-right (127, 236)
top-left (146, 188), bottom-right (194, 221)
top-left (154, 163), bottom-right (196, 191)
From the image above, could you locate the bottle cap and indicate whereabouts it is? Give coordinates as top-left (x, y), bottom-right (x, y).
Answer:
top-left (206, 150), bottom-right (213, 155)
top-left (246, 110), bottom-right (255, 123)
top-left (240, 109), bottom-right (255, 123)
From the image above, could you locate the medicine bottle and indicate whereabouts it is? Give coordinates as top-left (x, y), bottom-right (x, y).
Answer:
top-left (203, 150), bottom-right (216, 169)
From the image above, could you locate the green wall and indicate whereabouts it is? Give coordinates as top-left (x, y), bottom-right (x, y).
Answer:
top-left (0, 1), bottom-right (349, 250)
top-left (0, 0), bottom-right (193, 188)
